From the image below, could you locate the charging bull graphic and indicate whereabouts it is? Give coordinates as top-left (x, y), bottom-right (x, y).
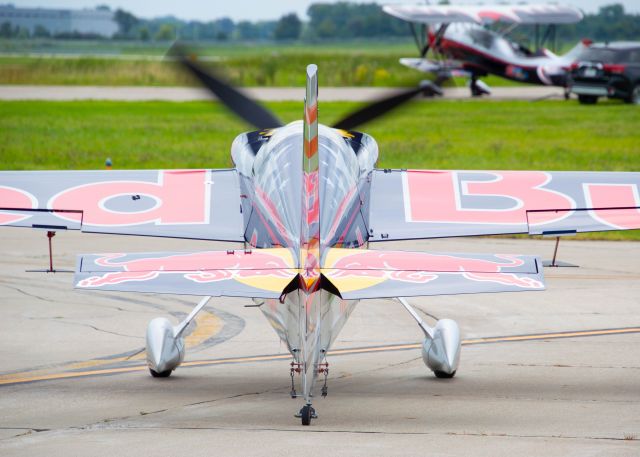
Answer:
top-left (77, 249), bottom-right (297, 293)
top-left (322, 249), bottom-right (544, 296)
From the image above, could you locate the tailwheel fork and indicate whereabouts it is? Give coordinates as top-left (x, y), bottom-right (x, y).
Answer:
top-left (295, 404), bottom-right (317, 426)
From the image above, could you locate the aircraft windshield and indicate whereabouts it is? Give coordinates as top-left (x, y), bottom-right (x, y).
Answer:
top-left (450, 24), bottom-right (518, 58)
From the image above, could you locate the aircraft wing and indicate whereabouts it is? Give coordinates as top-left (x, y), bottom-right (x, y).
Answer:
top-left (383, 4), bottom-right (583, 25)
top-left (368, 169), bottom-right (640, 241)
top-left (322, 248), bottom-right (544, 300)
top-left (74, 248), bottom-right (297, 299)
top-left (0, 169), bottom-right (244, 241)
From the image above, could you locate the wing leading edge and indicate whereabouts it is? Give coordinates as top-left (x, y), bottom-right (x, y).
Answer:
top-left (369, 169), bottom-right (640, 241)
top-left (0, 169), bottom-right (244, 241)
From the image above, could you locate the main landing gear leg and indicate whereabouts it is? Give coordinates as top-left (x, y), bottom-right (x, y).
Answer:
top-left (397, 297), bottom-right (461, 378)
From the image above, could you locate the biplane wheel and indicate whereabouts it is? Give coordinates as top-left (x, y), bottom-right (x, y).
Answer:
top-left (150, 368), bottom-right (172, 378)
top-left (578, 94), bottom-right (598, 105)
top-left (300, 405), bottom-right (313, 426)
top-left (434, 370), bottom-right (456, 379)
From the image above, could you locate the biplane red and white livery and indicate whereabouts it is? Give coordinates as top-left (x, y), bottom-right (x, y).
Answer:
top-left (1, 57), bottom-right (638, 425)
top-left (384, 3), bottom-right (587, 96)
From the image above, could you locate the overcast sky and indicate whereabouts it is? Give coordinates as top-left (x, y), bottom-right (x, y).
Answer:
top-left (9, 1), bottom-right (640, 21)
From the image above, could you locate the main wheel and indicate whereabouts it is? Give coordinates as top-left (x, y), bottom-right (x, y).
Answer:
top-left (434, 370), bottom-right (456, 379)
top-left (626, 84), bottom-right (640, 104)
top-left (300, 405), bottom-right (313, 426)
top-left (578, 94), bottom-right (598, 105)
top-left (150, 368), bottom-right (172, 378)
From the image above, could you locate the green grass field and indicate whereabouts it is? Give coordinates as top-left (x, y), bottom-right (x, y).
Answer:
top-left (0, 39), bottom-right (523, 87)
top-left (1, 99), bottom-right (638, 239)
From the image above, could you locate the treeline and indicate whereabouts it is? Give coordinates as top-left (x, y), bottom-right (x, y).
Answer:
top-left (1, 2), bottom-right (638, 44)
top-left (108, 3), bottom-right (408, 42)
top-left (558, 4), bottom-right (640, 42)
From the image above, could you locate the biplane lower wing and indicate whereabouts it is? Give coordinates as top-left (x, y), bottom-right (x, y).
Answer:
top-left (74, 248), bottom-right (297, 298)
top-left (0, 169), bottom-right (244, 241)
top-left (322, 248), bottom-right (544, 300)
top-left (368, 169), bottom-right (640, 241)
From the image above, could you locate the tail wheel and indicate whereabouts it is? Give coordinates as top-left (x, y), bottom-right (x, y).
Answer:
top-left (300, 405), bottom-right (313, 426)
top-left (578, 94), bottom-right (598, 105)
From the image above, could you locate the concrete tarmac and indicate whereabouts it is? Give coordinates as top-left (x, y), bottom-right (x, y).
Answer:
top-left (0, 229), bottom-right (638, 456)
top-left (0, 84), bottom-right (567, 101)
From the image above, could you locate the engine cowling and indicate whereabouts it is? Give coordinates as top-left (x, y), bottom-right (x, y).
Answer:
top-left (146, 317), bottom-right (185, 375)
top-left (421, 319), bottom-right (461, 376)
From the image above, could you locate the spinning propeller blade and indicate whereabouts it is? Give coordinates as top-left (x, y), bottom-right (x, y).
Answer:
top-left (332, 81), bottom-right (441, 131)
top-left (169, 44), bottom-right (283, 130)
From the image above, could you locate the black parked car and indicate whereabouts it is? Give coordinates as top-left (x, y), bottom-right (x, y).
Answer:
top-left (569, 42), bottom-right (640, 104)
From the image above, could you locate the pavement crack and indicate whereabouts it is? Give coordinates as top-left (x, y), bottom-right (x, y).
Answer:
top-left (1, 284), bottom-right (55, 303)
top-left (91, 425), bottom-right (637, 442)
top-left (184, 387), bottom-right (283, 408)
top-left (32, 319), bottom-right (143, 339)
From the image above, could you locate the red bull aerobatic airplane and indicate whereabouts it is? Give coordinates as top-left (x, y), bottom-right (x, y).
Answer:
top-left (1, 54), bottom-right (639, 425)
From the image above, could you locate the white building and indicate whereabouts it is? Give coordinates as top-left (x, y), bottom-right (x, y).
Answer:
top-left (0, 4), bottom-right (119, 37)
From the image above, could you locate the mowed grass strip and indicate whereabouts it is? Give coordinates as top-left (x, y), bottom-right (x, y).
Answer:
top-left (0, 54), bottom-right (522, 88)
top-left (1, 99), bottom-right (638, 240)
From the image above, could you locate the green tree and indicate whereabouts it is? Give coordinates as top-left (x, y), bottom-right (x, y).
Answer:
top-left (33, 25), bottom-right (50, 38)
top-left (235, 21), bottom-right (259, 40)
top-left (114, 9), bottom-right (139, 36)
top-left (155, 24), bottom-right (175, 41)
top-left (16, 26), bottom-right (30, 39)
top-left (0, 22), bottom-right (13, 38)
top-left (274, 13), bottom-right (302, 40)
top-left (138, 26), bottom-right (150, 41)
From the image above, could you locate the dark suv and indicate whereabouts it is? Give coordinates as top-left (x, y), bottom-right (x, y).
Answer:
top-left (569, 42), bottom-right (640, 104)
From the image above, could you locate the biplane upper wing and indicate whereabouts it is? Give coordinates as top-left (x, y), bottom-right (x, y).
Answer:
top-left (368, 169), bottom-right (640, 241)
top-left (0, 169), bottom-right (244, 241)
top-left (383, 4), bottom-right (583, 25)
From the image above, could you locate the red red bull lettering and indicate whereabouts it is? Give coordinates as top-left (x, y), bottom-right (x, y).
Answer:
top-left (584, 183), bottom-right (640, 230)
top-left (404, 171), bottom-right (574, 225)
top-left (49, 170), bottom-right (210, 227)
top-left (0, 186), bottom-right (36, 225)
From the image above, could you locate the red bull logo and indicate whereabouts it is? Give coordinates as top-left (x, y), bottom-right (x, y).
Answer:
top-left (77, 250), bottom-right (296, 289)
top-left (324, 249), bottom-right (543, 289)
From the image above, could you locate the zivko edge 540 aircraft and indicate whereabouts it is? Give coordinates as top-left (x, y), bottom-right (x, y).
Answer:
top-left (384, 3), bottom-right (587, 96)
top-left (1, 55), bottom-right (639, 425)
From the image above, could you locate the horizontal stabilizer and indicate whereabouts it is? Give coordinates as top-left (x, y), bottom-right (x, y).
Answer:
top-left (322, 248), bottom-right (545, 299)
top-left (74, 248), bottom-right (297, 298)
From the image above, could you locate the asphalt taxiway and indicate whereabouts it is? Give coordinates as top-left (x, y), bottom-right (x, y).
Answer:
top-left (0, 230), bottom-right (638, 456)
